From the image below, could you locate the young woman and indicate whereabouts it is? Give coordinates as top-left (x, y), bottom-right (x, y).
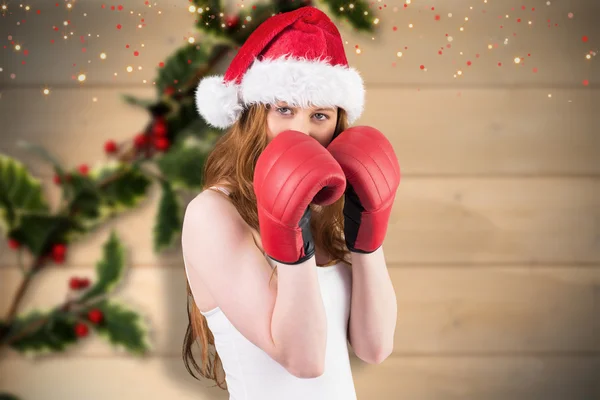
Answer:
top-left (181, 6), bottom-right (400, 399)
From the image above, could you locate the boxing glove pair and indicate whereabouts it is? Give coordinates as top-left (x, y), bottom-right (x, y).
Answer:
top-left (254, 127), bottom-right (401, 265)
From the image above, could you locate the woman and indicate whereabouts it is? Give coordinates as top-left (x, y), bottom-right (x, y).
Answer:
top-left (181, 6), bottom-right (400, 399)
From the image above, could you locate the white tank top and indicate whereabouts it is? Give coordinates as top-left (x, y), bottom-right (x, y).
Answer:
top-left (187, 185), bottom-right (357, 400)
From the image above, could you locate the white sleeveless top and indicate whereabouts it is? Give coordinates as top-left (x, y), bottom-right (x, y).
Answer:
top-left (185, 185), bottom-right (357, 400)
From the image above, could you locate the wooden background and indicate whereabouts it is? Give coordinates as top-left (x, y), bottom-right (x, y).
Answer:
top-left (1, 0), bottom-right (599, 398)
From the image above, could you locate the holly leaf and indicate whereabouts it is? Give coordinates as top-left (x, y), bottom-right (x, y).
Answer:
top-left (91, 162), bottom-right (152, 211)
top-left (155, 135), bottom-right (212, 191)
top-left (0, 154), bottom-right (50, 236)
top-left (156, 42), bottom-right (211, 97)
top-left (8, 309), bottom-right (78, 356)
top-left (11, 213), bottom-right (70, 257)
top-left (154, 181), bottom-right (182, 253)
top-left (94, 299), bottom-right (152, 356)
top-left (79, 230), bottom-right (126, 303)
top-left (321, 0), bottom-right (375, 32)
top-left (120, 94), bottom-right (156, 109)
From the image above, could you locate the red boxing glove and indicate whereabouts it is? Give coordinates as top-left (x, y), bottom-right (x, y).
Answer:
top-left (327, 126), bottom-right (401, 253)
top-left (254, 130), bottom-right (346, 265)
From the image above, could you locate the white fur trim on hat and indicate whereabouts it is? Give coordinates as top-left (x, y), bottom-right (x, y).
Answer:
top-left (241, 56), bottom-right (365, 124)
top-left (195, 57), bottom-right (365, 129)
top-left (195, 75), bottom-right (244, 129)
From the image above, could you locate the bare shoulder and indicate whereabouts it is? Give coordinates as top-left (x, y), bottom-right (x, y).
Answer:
top-left (184, 188), bottom-right (244, 240)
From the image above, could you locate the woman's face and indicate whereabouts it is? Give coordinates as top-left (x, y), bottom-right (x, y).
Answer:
top-left (266, 101), bottom-right (338, 147)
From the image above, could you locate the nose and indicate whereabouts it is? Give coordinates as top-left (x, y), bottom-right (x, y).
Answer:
top-left (288, 119), bottom-right (311, 136)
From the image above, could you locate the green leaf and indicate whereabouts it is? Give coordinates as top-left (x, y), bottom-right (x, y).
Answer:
top-left (94, 162), bottom-right (152, 210)
top-left (8, 309), bottom-right (78, 355)
top-left (94, 299), bottom-right (152, 355)
top-left (163, 100), bottom-right (209, 138)
top-left (155, 134), bottom-right (213, 191)
top-left (67, 173), bottom-right (105, 230)
top-left (0, 392), bottom-right (22, 400)
top-left (120, 94), bottom-right (156, 109)
top-left (12, 213), bottom-right (70, 257)
top-left (156, 43), bottom-right (211, 97)
top-left (321, 0), bottom-right (375, 32)
top-left (154, 181), bottom-right (183, 252)
top-left (0, 154), bottom-right (50, 235)
top-left (79, 230), bottom-right (126, 303)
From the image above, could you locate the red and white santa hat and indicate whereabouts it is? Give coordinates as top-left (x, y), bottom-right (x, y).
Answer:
top-left (195, 6), bottom-right (365, 129)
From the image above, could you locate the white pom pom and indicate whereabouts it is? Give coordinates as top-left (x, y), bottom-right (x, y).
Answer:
top-left (195, 75), bottom-right (243, 129)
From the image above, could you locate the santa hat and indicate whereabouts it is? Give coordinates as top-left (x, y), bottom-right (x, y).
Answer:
top-left (195, 6), bottom-right (365, 129)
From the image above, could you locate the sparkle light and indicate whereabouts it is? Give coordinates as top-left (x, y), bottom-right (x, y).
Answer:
top-left (43, 89), bottom-right (50, 95)
top-left (188, 37), bottom-right (195, 44)
top-left (189, 5), bottom-right (196, 13)
top-left (100, 53), bottom-right (107, 60)
top-left (78, 74), bottom-right (86, 82)
top-left (396, 51), bottom-right (403, 57)
top-left (514, 57), bottom-right (521, 64)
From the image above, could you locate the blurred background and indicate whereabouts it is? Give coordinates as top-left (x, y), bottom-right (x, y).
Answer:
top-left (1, 0), bottom-right (599, 399)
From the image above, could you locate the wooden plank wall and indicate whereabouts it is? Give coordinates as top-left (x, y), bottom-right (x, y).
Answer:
top-left (1, 0), bottom-right (599, 399)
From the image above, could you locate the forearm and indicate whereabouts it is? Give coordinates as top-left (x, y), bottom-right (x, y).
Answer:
top-left (271, 255), bottom-right (327, 375)
top-left (349, 246), bottom-right (397, 363)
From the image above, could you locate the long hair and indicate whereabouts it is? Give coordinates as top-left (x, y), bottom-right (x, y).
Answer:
top-left (182, 103), bottom-right (353, 389)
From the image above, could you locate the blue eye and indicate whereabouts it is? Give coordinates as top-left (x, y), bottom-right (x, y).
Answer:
top-left (275, 107), bottom-right (329, 121)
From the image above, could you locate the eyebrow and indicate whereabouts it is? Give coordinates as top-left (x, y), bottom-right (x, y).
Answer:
top-left (276, 103), bottom-right (335, 112)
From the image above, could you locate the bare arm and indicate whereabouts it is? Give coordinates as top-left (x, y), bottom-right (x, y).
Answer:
top-left (348, 246), bottom-right (396, 364)
top-left (183, 191), bottom-right (327, 377)
top-left (271, 256), bottom-right (327, 377)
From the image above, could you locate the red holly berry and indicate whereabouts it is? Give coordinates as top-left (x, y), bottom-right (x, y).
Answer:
top-left (52, 243), bottom-right (67, 264)
top-left (152, 119), bottom-right (167, 137)
top-left (104, 140), bottom-right (118, 154)
top-left (69, 277), bottom-right (81, 290)
top-left (79, 277), bottom-right (90, 289)
top-left (134, 133), bottom-right (148, 149)
top-left (74, 322), bottom-right (89, 337)
top-left (78, 164), bottom-right (89, 176)
top-left (53, 174), bottom-right (62, 185)
top-left (88, 309), bottom-right (104, 324)
top-left (154, 137), bottom-right (170, 151)
top-left (225, 15), bottom-right (239, 28)
top-left (69, 276), bottom-right (90, 290)
top-left (8, 238), bottom-right (20, 249)
top-left (164, 86), bottom-right (175, 96)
